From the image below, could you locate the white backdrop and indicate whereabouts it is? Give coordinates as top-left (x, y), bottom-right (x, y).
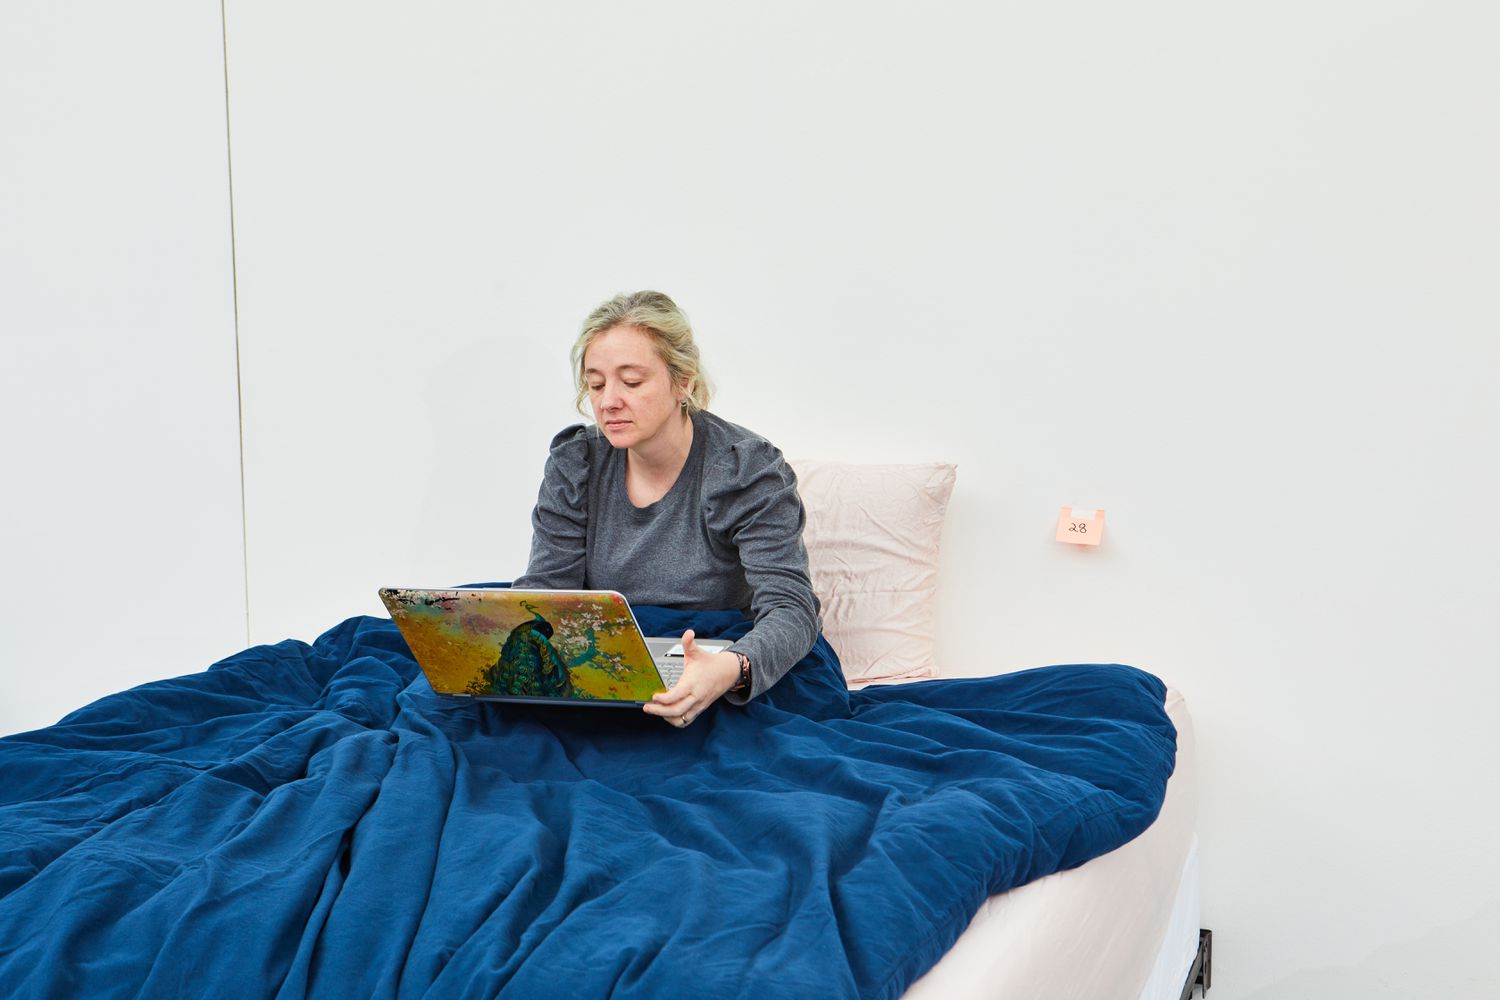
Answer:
top-left (6, 2), bottom-right (1499, 997)
top-left (0, 1), bottom-right (245, 736)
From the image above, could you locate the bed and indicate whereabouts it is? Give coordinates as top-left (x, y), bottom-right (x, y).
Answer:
top-left (0, 460), bottom-right (1206, 999)
top-left (903, 688), bottom-right (1201, 1000)
top-left (793, 459), bottom-right (1208, 1000)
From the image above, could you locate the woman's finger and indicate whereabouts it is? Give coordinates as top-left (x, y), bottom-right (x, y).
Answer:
top-left (646, 685), bottom-right (698, 711)
top-left (651, 682), bottom-right (690, 706)
top-left (644, 697), bottom-right (698, 725)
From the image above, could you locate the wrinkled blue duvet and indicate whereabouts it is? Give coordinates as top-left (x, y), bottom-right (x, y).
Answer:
top-left (0, 606), bottom-right (1176, 1000)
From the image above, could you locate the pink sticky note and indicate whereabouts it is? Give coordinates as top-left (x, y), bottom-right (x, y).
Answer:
top-left (1056, 506), bottom-right (1104, 546)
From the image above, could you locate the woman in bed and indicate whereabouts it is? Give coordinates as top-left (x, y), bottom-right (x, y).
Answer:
top-left (512, 290), bottom-right (820, 728)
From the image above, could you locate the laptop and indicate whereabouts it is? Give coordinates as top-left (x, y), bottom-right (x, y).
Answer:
top-left (378, 587), bottom-right (727, 706)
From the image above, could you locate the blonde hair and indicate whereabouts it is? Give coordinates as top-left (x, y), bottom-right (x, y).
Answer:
top-left (571, 290), bottom-right (713, 415)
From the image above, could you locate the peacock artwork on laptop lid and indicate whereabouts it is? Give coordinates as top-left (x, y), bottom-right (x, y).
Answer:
top-left (380, 589), bottom-right (664, 702)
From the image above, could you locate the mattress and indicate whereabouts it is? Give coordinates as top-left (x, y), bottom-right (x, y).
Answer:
top-left (901, 687), bottom-right (1199, 999)
top-left (1138, 836), bottom-right (1201, 1000)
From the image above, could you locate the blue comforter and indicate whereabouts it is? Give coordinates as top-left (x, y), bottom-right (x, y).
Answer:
top-left (0, 606), bottom-right (1176, 1000)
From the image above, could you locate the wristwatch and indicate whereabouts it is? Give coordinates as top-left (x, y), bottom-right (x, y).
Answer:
top-left (731, 652), bottom-right (751, 693)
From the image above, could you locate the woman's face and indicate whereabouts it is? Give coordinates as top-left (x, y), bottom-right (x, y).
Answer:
top-left (583, 324), bottom-right (687, 451)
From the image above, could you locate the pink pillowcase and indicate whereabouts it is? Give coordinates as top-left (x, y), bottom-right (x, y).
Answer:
top-left (789, 460), bottom-right (957, 687)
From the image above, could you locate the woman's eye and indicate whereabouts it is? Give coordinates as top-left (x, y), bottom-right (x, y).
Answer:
top-left (588, 384), bottom-right (604, 392)
top-left (623, 382), bottom-right (642, 389)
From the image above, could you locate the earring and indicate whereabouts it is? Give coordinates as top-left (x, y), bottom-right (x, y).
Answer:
top-left (680, 398), bottom-right (688, 410)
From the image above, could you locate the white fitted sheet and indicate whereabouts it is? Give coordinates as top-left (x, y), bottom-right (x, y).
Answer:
top-left (1137, 836), bottom-right (1201, 1000)
top-left (901, 687), bottom-right (1199, 1000)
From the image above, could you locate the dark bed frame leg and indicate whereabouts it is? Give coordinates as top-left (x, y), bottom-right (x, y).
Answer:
top-left (1177, 929), bottom-right (1212, 999)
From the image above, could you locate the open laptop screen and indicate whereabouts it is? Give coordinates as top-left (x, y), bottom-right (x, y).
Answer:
top-left (379, 588), bottom-right (668, 706)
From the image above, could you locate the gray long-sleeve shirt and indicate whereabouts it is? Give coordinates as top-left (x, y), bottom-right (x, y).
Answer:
top-left (512, 410), bottom-right (820, 702)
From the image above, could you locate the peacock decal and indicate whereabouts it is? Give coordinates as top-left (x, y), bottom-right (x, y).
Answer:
top-left (479, 601), bottom-right (577, 698)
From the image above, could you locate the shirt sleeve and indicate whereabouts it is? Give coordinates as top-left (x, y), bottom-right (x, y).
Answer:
top-left (703, 437), bottom-right (821, 703)
top-left (512, 424), bottom-right (591, 590)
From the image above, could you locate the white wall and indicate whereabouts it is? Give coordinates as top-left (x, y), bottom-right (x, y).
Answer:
top-left (6, 1), bottom-right (1497, 996)
top-left (0, 1), bottom-right (245, 736)
top-left (224, 4), bottom-right (1500, 996)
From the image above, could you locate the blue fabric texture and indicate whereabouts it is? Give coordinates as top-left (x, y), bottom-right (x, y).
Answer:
top-left (0, 605), bottom-right (1176, 1000)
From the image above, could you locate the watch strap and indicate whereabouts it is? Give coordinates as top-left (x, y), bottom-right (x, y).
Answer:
top-left (731, 652), bottom-right (751, 693)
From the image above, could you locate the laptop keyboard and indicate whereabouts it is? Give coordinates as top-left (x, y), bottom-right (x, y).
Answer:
top-left (652, 642), bottom-right (727, 689)
top-left (657, 659), bottom-right (684, 688)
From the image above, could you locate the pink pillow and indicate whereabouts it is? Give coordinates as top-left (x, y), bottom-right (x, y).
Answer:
top-left (788, 460), bottom-right (956, 687)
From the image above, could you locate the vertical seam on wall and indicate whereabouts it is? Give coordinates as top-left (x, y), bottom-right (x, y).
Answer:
top-left (221, 0), bottom-right (251, 645)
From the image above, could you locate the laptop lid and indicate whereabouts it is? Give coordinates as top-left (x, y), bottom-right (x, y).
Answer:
top-left (379, 587), bottom-right (669, 707)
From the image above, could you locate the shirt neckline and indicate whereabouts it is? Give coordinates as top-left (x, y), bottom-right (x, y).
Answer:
top-left (617, 410), bottom-right (705, 514)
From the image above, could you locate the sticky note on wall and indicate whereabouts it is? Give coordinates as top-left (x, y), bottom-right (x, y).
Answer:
top-left (1056, 506), bottom-right (1104, 546)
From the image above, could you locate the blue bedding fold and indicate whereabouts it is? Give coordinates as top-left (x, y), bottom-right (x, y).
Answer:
top-left (0, 606), bottom-right (1176, 999)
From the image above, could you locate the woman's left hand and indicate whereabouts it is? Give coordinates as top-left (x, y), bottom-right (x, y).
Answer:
top-left (644, 629), bottom-right (740, 728)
